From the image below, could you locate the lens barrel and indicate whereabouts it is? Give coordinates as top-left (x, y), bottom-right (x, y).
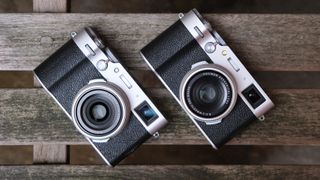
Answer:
top-left (72, 81), bottom-right (130, 140)
top-left (180, 64), bottom-right (237, 123)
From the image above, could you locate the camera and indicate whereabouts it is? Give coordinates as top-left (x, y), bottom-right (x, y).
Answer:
top-left (140, 9), bottom-right (274, 149)
top-left (34, 27), bottom-right (167, 166)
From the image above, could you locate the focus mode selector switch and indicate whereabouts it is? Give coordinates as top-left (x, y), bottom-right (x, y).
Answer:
top-left (120, 74), bottom-right (132, 89)
top-left (242, 84), bottom-right (266, 109)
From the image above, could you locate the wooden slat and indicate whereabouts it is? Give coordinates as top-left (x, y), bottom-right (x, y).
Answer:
top-left (0, 71), bottom-right (33, 88)
top-left (0, 165), bottom-right (319, 179)
top-left (0, 89), bottom-right (318, 145)
top-left (32, 0), bottom-right (68, 165)
top-left (0, 14), bottom-right (319, 71)
top-left (32, 70), bottom-right (320, 89)
top-left (33, 144), bottom-right (67, 164)
top-left (70, 0), bottom-right (320, 13)
top-left (0, 0), bottom-right (32, 13)
top-left (33, 0), bottom-right (67, 12)
top-left (0, 146), bottom-right (33, 165)
top-left (70, 145), bottom-right (320, 165)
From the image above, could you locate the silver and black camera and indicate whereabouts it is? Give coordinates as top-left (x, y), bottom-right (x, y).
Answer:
top-left (34, 27), bottom-right (167, 166)
top-left (140, 9), bottom-right (274, 149)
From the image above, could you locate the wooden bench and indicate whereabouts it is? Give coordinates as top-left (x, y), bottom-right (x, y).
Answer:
top-left (0, 0), bottom-right (319, 179)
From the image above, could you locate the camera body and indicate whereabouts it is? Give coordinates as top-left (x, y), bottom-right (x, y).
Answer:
top-left (34, 27), bottom-right (167, 166)
top-left (141, 9), bottom-right (274, 148)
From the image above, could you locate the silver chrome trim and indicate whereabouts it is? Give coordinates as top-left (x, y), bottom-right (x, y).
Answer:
top-left (72, 27), bottom-right (168, 135)
top-left (179, 64), bottom-right (238, 124)
top-left (71, 81), bottom-right (130, 140)
top-left (180, 9), bottom-right (274, 118)
top-left (140, 52), bottom-right (218, 149)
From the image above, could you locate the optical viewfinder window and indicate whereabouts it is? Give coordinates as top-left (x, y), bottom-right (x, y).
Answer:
top-left (135, 101), bottom-right (158, 125)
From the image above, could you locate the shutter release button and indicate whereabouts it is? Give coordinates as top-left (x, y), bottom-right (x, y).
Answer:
top-left (204, 42), bottom-right (216, 53)
top-left (96, 60), bottom-right (108, 71)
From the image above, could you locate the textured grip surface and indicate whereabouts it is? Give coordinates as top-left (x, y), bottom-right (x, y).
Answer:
top-left (141, 19), bottom-right (257, 148)
top-left (92, 114), bottom-right (151, 166)
top-left (141, 20), bottom-right (195, 70)
top-left (34, 40), bottom-right (103, 114)
top-left (196, 96), bottom-right (257, 148)
top-left (141, 20), bottom-right (210, 96)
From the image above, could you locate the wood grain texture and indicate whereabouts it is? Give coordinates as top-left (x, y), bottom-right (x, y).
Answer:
top-left (0, 146), bottom-right (33, 165)
top-left (0, 0), bottom-right (32, 13)
top-left (0, 71), bottom-right (33, 88)
top-left (0, 88), bottom-right (318, 145)
top-left (70, 0), bottom-right (320, 13)
top-left (0, 14), bottom-right (319, 71)
top-left (0, 165), bottom-right (319, 179)
top-left (33, 144), bottom-right (67, 164)
top-left (70, 145), bottom-right (320, 165)
top-left (32, 0), bottom-right (67, 164)
top-left (33, 0), bottom-right (67, 12)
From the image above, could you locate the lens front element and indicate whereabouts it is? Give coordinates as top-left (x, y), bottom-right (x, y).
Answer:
top-left (72, 81), bottom-right (130, 140)
top-left (186, 71), bottom-right (232, 118)
top-left (80, 90), bottom-right (122, 134)
top-left (91, 103), bottom-right (108, 121)
top-left (180, 64), bottom-right (237, 123)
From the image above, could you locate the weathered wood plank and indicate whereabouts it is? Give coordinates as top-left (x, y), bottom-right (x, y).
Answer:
top-left (0, 89), bottom-right (318, 145)
top-left (32, 70), bottom-right (320, 89)
top-left (32, 0), bottom-right (68, 165)
top-left (70, 145), bottom-right (320, 165)
top-left (0, 165), bottom-right (319, 179)
top-left (0, 0), bottom-right (32, 13)
top-left (0, 71), bottom-right (33, 88)
top-left (33, 0), bottom-right (67, 12)
top-left (0, 14), bottom-right (319, 71)
top-left (0, 146), bottom-right (33, 165)
top-left (33, 144), bottom-right (67, 164)
top-left (70, 0), bottom-right (320, 13)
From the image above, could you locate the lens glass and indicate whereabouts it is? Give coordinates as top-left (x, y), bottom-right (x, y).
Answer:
top-left (89, 102), bottom-right (109, 122)
top-left (185, 70), bottom-right (233, 118)
top-left (140, 105), bottom-right (156, 120)
top-left (76, 90), bottom-right (123, 136)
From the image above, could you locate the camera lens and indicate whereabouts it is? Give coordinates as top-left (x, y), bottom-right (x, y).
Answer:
top-left (81, 91), bottom-right (122, 133)
top-left (184, 70), bottom-right (234, 119)
top-left (90, 103), bottom-right (108, 121)
top-left (72, 82), bottom-right (130, 139)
